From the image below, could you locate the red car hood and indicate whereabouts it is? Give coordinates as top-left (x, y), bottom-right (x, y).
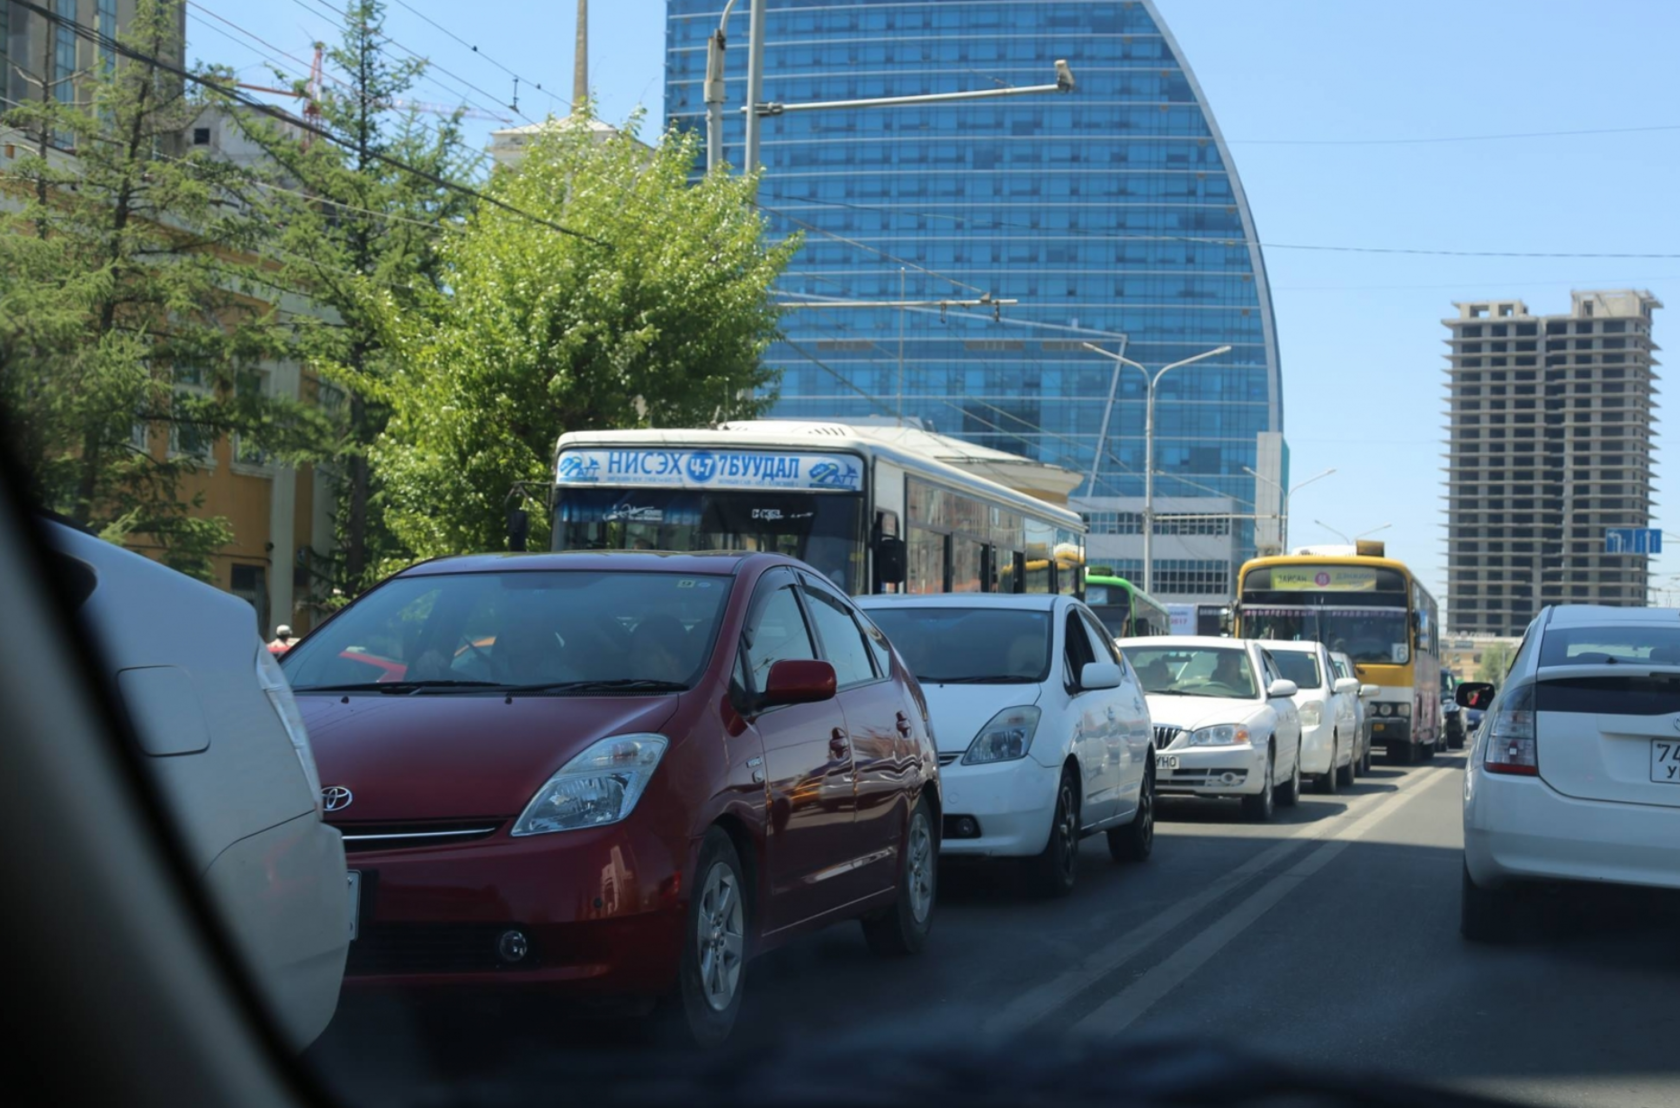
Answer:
top-left (298, 693), bottom-right (682, 822)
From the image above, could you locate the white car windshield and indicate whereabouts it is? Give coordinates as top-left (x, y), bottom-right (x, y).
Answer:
top-left (1126, 646), bottom-right (1258, 700)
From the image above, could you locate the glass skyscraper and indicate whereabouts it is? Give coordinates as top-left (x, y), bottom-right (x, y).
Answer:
top-left (664, 0), bottom-right (1283, 601)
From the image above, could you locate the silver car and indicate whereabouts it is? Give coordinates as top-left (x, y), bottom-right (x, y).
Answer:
top-left (43, 519), bottom-right (350, 1049)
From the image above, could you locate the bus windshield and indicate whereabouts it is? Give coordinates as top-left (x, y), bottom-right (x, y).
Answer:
top-left (1242, 606), bottom-right (1410, 666)
top-left (556, 488), bottom-right (866, 593)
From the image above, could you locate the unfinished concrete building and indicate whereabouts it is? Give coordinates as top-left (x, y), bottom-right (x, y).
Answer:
top-left (1444, 291), bottom-right (1661, 636)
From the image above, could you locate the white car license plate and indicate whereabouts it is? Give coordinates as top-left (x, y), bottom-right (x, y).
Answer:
top-left (1650, 741), bottom-right (1680, 784)
top-left (1156, 754), bottom-right (1179, 771)
top-left (346, 870), bottom-right (361, 941)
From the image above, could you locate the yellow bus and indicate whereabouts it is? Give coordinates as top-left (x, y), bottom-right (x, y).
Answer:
top-left (1234, 543), bottom-right (1442, 763)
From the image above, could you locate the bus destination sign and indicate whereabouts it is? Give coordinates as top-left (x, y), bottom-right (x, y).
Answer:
top-left (1271, 567), bottom-right (1379, 592)
top-left (557, 448), bottom-right (863, 492)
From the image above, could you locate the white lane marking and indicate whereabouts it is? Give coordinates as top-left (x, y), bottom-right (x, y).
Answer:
top-left (981, 764), bottom-right (1446, 1036)
top-left (1071, 762), bottom-right (1454, 1036)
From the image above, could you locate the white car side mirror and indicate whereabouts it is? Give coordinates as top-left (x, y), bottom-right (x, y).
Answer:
top-left (1267, 678), bottom-right (1298, 699)
top-left (1359, 683), bottom-right (1380, 700)
top-left (1081, 662), bottom-right (1123, 690)
top-left (1332, 677), bottom-right (1361, 695)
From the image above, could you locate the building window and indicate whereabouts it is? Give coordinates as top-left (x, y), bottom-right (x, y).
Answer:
top-left (53, 0), bottom-right (77, 106)
top-left (97, 0), bottom-right (117, 71)
top-left (171, 366), bottom-right (216, 462)
top-left (193, 127), bottom-right (212, 146)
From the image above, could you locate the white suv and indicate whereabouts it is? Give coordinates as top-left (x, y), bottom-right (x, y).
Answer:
top-left (1457, 605), bottom-right (1680, 941)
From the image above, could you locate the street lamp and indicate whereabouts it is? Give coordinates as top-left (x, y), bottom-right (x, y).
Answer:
top-left (1244, 465), bottom-right (1335, 552)
top-left (1080, 342), bottom-right (1233, 594)
top-left (704, 2), bottom-right (1076, 175)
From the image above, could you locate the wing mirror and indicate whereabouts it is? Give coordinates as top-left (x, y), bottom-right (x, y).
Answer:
top-left (1267, 678), bottom-right (1298, 699)
top-left (760, 659), bottom-right (838, 708)
top-left (1456, 682), bottom-right (1496, 711)
top-left (1359, 683), bottom-right (1380, 700)
top-left (1080, 662), bottom-right (1122, 690)
top-left (1332, 676), bottom-right (1361, 696)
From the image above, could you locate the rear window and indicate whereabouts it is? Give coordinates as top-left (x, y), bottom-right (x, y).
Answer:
top-left (864, 606), bottom-right (1051, 684)
top-left (1536, 675), bottom-right (1680, 717)
top-left (1267, 650), bottom-right (1322, 690)
top-left (1538, 625), bottom-right (1680, 668)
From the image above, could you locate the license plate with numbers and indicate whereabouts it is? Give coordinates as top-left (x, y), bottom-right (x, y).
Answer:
top-left (1156, 754), bottom-right (1179, 771)
top-left (1651, 741), bottom-right (1680, 784)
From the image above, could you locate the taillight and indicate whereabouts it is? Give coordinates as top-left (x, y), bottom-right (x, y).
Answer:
top-left (1484, 682), bottom-right (1537, 777)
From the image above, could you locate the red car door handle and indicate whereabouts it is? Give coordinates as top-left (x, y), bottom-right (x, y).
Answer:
top-left (895, 712), bottom-right (913, 737)
top-left (830, 728), bottom-right (850, 756)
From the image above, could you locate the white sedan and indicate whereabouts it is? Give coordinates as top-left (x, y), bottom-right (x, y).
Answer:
top-left (859, 594), bottom-right (1156, 898)
top-left (1458, 605), bottom-right (1680, 941)
top-left (1118, 636), bottom-right (1304, 822)
top-left (1264, 640), bottom-right (1364, 793)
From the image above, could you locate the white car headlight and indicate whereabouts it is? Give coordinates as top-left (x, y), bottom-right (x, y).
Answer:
top-left (511, 734), bottom-right (668, 836)
top-left (1395, 703), bottom-right (1412, 718)
top-left (1298, 703), bottom-right (1322, 729)
top-left (256, 645), bottom-right (323, 813)
top-left (963, 706), bottom-right (1041, 765)
top-left (1189, 724), bottom-right (1251, 746)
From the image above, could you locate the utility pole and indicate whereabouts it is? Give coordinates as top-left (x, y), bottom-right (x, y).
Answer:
top-left (896, 267), bottom-right (906, 421)
top-left (1081, 343), bottom-right (1231, 594)
top-left (572, 0), bottom-right (587, 113)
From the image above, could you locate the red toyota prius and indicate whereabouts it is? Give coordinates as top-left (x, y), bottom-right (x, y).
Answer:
top-left (280, 551), bottom-right (940, 1044)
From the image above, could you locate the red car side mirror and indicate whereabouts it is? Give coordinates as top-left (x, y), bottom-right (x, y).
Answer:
top-left (760, 659), bottom-right (837, 708)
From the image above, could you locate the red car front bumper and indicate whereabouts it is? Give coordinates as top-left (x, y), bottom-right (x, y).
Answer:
top-left (342, 820), bottom-right (690, 997)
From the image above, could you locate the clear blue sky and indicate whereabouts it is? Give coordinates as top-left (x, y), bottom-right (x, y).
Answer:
top-left (195, 1), bottom-right (1680, 610)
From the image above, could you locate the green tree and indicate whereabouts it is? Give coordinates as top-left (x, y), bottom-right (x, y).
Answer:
top-left (1476, 643), bottom-right (1514, 685)
top-left (0, 0), bottom-right (324, 579)
top-left (371, 114), bottom-right (796, 564)
top-left (232, 0), bottom-right (480, 593)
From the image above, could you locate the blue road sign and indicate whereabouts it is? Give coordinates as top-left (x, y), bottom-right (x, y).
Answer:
top-left (1605, 528), bottom-right (1663, 555)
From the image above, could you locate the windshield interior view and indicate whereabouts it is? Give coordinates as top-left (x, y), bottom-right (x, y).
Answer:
top-left (5, 2), bottom-right (1678, 1107)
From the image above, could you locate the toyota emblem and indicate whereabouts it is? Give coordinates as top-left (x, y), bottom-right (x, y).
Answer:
top-left (321, 785), bottom-right (354, 812)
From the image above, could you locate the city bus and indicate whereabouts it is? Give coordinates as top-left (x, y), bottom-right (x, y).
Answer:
top-left (1233, 542), bottom-right (1442, 762)
top-left (1084, 573), bottom-right (1170, 638)
top-left (546, 421), bottom-right (1086, 596)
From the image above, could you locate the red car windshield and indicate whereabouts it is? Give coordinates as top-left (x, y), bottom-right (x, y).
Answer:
top-left (281, 570), bottom-right (734, 692)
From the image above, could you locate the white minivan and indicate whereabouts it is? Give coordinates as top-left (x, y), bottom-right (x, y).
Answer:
top-left (858, 594), bottom-right (1156, 897)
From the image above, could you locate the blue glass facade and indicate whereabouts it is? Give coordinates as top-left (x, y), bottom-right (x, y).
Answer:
top-left (665, 1), bottom-right (1283, 594)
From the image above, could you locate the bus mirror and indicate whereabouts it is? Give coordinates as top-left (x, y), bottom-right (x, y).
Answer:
top-left (875, 535), bottom-right (907, 586)
top-left (507, 507), bottom-right (530, 552)
top-left (1219, 607), bottom-right (1234, 635)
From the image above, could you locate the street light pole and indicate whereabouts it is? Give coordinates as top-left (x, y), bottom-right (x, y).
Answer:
top-left (703, 0), bottom-right (742, 177)
top-left (1244, 465), bottom-right (1335, 552)
top-left (704, 2), bottom-right (1075, 176)
top-left (743, 0), bottom-right (768, 173)
top-left (1081, 343), bottom-right (1232, 594)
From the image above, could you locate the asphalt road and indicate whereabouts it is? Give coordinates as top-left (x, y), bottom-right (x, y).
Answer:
top-left (307, 752), bottom-right (1680, 1108)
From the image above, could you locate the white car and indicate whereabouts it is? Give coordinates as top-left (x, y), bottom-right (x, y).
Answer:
top-left (859, 594), bottom-right (1155, 897)
top-left (1118, 636), bottom-right (1304, 822)
top-left (42, 518), bottom-right (350, 1048)
top-left (1263, 641), bottom-right (1364, 793)
top-left (1458, 605), bottom-right (1680, 942)
top-left (1331, 650), bottom-right (1380, 775)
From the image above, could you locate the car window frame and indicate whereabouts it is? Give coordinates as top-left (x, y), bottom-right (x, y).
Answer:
top-left (796, 570), bottom-right (886, 690)
top-left (738, 567), bottom-right (821, 705)
top-left (1063, 605), bottom-right (1100, 694)
top-left (1077, 606), bottom-right (1124, 667)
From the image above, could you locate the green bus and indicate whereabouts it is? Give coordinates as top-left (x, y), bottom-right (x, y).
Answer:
top-left (1084, 574), bottom-right (1171, 638)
